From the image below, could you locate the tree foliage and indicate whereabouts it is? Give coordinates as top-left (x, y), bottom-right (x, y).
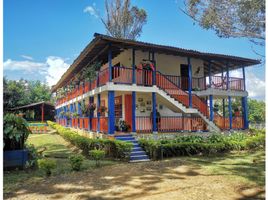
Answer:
top-left (183, 0), bottom-right (265, 46)
top-left (4, 77), bottom-right (52, 112)
top-left (248, 98), bottom-right (265, 123)
top-left (101, 0), bottom-right (147, 40)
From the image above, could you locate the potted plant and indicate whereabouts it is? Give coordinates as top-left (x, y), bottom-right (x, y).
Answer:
top-left (98, 105), bottom-right (107, 114)
top-left (72, 112), bottom-right (80, 118)
top-left (80, 101), bottom-right (88, 117)
top-left (118, 119), bottom-right (130, 132)
top-left (234, 107), bottom-right (240, 117)
top-left (213, 104), bottom-right (219, 112)
top-left (88, 103), bottom-right (96, 113)
top-left (65, 111), bottom-right (72, 126)
top-left (4, 114), bottom-right (31, 169)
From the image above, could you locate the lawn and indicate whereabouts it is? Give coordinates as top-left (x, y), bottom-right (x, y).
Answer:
top-left (4, 129), bottom-right (265, 200)
top-left (4, 132), bottom-right (118, 195)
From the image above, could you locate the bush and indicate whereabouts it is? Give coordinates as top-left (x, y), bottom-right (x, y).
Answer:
top-left (25, 144), bottom-right (40, 169)
top-left (69, 155), bottom-right (84, 171)
top-left (38, 159), bottom-right (56, 176)
top-left (89, 149), bottom-right (105, 167)
top-left (47, 121), bottom-right (132, 160)
top-left (4, 113), bottom-right (31, 150)
top-left (139, 131), bottom-right (265, 160)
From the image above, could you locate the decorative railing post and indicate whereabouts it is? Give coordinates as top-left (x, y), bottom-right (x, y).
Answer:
top-left (226, 63), bottom-right (230, 90)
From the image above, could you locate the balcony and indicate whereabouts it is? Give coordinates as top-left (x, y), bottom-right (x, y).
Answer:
top-left (55, 66), bottom-right (245, 106)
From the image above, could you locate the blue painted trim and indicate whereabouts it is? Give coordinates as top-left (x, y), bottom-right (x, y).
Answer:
top-left (209, 95), bottom-right (213, 121)
top-left (132, 49), bottom-right (136, 84)
top-left (152, 52), bottom-right (156, 85)
top-left (152, 92), bottom-right (157, 132)
top-left (226, 64), bottom-right (230, 90)
top-left (108, 91), bottom-right (115, 134)
top-left (108, 45), bottom-right (112, 82)
top-left (228, 96), bottom-right (232, 129)
top-left (242, 97), bottom-right (249, 129)
top-left (208, 61), bottom-right (212, 87)
top-left (89, 96), bottom-right (94, 131)
top-left (132, 91), bottom-right (136, 132)
top-left (187, 57), bottom-right (192, 108)
top-left (97, 94), bottom-right (101, 132)
top-left (78, 101), bottom-right (82, 116)
top-left (242, 66), bottom-right (246, 91)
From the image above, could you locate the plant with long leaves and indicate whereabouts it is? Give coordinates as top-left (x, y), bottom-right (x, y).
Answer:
top-left (4, 113), bottom-right (31, 150)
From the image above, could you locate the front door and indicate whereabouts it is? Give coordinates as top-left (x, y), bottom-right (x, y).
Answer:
top-left (180, 64), bottom-right (189, 90)
top-left (124, 94), bottom-right (132, 130)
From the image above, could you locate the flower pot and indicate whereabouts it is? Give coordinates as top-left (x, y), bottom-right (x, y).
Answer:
top-left (4, 149), bottom-right (28, 169)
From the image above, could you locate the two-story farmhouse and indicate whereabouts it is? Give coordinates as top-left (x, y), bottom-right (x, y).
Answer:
top-left (53, 33), bottom-right (260, 135)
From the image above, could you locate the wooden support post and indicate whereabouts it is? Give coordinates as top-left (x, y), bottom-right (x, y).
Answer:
top-left (41, 103), bottom-right (44, 122)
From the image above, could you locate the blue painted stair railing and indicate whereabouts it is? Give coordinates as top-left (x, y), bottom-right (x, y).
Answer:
top-left (115, 134), bottom-right (150, 162)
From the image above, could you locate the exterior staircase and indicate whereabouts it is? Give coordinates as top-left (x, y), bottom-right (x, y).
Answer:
top-left (156, 71), bottom-right (220, 132)
top-left (115, 134), bottom-right (150, 162)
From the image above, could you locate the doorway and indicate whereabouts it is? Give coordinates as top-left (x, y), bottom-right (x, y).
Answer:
top-left (180, 64), bottom-right (189, 90)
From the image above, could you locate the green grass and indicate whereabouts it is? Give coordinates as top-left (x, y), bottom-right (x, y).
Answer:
top-left (180, 150), bottom-right (265, 187)
top-left (27, 133), bottom-right (73, 158)
top-left (4, 133), bottom-right (118, 194)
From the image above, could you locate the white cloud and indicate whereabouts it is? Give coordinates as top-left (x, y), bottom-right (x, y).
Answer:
top-left (83, 6), bottom-right (98, 18)
top-left (45, 56), bottom-right (69, 87)
top-left (4, 56), bottom-right (70, 87)
top-left (21, 55), bottom-right (34, 60)
top-left (228, 69), bottom-right (265, 100)
top-left (4, 59), bottom-right (46, 72)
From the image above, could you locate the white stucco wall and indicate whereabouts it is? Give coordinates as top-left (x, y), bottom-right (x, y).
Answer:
top-left (101, 49), bottom-right (205, 78)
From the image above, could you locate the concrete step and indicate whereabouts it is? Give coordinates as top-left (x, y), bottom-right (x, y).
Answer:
top-left (130, 155), bottom-right (149, 161)
top-left (131, 151), bottom-right (147, 156)
top-left (115, 137), bottom-right (135, 141)
top-left (129, 159), bottom-right (150, 163)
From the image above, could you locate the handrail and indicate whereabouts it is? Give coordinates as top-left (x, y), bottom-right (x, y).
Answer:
top-left (156, 71), bottom-right (208, 117)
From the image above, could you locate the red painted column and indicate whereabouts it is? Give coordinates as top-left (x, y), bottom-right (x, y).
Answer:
top-left (41, 104), bottom-right (44, 122)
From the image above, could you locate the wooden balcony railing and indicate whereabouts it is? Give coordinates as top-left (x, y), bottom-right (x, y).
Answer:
top-left (136, 116), bottom-right (207, 133)
top-left (56, 66), bottom-right (245, 107)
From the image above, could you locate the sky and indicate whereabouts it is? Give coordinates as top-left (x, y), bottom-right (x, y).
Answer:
top-left (3, 0), bottom-right (265, 100)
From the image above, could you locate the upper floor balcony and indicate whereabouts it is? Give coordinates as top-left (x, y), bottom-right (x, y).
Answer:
top-left (55, 65), bottom-right (245, 106)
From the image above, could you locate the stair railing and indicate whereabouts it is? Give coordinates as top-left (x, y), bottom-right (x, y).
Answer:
top-left (156, 71), bottom-right (209, 117)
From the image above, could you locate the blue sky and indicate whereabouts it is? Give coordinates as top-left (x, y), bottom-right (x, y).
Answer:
top-left (3, 0), bottom-right (265, 99)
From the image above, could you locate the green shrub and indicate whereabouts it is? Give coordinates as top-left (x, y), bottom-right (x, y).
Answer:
top-left (4, 113), bottom-right (31, 150)
top-left (138, 131), bottom-right (265, 160)
top-left (25, 144), bottom-right (40, 169)
top-left (38, 159), bottom-right (56, 176)
top-left (47, 121), bottom-right (132, 160)
top-left (89, 149), bottom-right (105, 167)
top-left (69, 155), bottom-right (84, 171)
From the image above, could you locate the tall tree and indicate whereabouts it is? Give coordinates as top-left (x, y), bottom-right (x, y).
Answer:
top-left (183, 0), bottom-right (265, 46)
top-left (3, 78), bottom-right (52, 112)
top-left (101, 0), bottom-right (147, 40)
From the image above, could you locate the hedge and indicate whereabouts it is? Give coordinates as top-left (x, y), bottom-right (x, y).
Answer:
top-left (47, 121), bottom-right (132, 160)
top-left (139, 131), bottom-right (265, 160)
